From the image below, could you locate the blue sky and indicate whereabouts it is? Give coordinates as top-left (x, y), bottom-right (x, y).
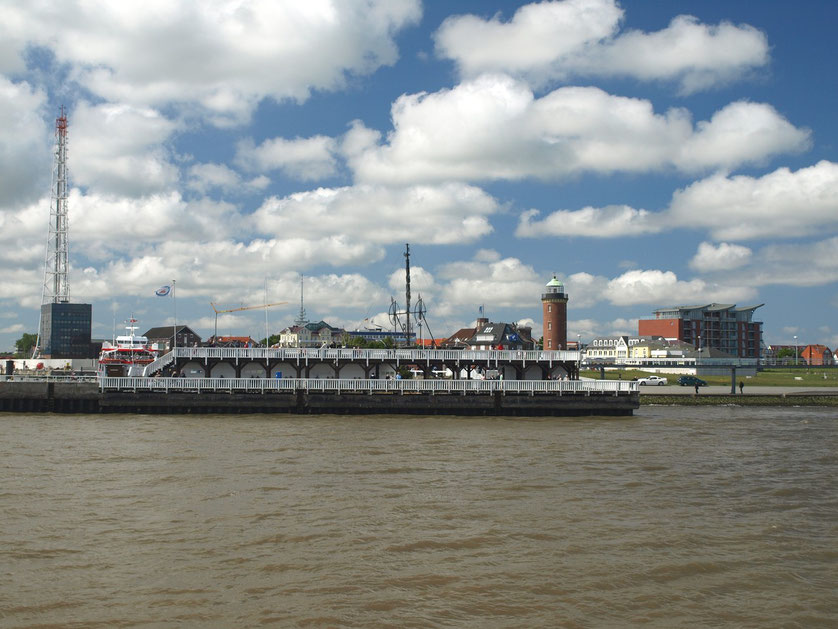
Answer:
top-left (1, 0), bottom-right (837, 351)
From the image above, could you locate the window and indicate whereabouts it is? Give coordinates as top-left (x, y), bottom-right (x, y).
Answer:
top-left (547, 305), bottom-right (552, 313)
top-left (548, 322), bottom-right (552, 330)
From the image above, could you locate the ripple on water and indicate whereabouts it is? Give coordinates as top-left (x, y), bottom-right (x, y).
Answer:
top-left (0, 407), bottom-right (835, 627)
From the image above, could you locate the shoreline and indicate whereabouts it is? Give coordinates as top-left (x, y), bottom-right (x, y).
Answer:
top-left (641, 394), bottom-right (838, 406)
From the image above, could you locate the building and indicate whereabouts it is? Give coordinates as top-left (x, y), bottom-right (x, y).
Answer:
top-left (206, 335), bottom-right (259, 348)
top-left (464, 318), bottom-right (534, 350)
top-left (278, 321), bottom-right (345, 347)
top-left (585, 335), bottom-right (665, 361)
top-left (347, 329), bottom-right (416, 346)
top-left (144, 325), bottom-right (202, 350)
top-left (542, 275), bottom-right (568, 350)
top-left (441, 327), bottom-right (477, 349)
top-left (801, 344), bottom-right (834, 366)
top-left (38, 302), bottom-right (94, 358)
top-left (638, 303), bottom-right (763, 359)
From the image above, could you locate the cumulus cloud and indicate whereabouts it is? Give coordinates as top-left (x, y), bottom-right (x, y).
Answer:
top-left (251, 183), bottom-right (498, 245)
top-left (186, 163), bottom-right (269, 194)
top-left (517, 205), bottom-right (662, 238)
top-left (690, 242), bottom-right (752, 272)
top-left (235, 135), bottom-right (338, 180)
top-left (2, 1), bottom-right (421, 124)
top-left (69, 191), bottom-right (243, 260)
top-left (435, 0), bottom-right (621, 81)
top-left (347, 76), bottom-right (808, 184)
top-left (669, 161), bottom-right (838, 240)
top-left (746, 237), bottom-right (838, 287)
top-left (605, 269), bottom-right (756, 306)
top-left (435, 1), bottom-right (769, 93)
top-left (0, 77), bottom-right (50, 207)
top-left (520, 160), bottom-right (835, 242)
top-left (71, 240), bottom-right (388, 305)
top-left (436, 254), bottom-right (543, 313)
top-left (71, 102), bottom-right (180, 196)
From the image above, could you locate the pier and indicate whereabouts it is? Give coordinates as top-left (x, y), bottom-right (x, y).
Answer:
top-left (0, 376), bottom-right (639, 416)
top-left (144, 347), bottom-right (584, 380)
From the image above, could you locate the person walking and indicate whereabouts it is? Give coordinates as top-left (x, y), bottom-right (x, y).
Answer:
top-left (694, 383), bottom-right (700, 396)
top-left (739, 380), bottom-right (744, 395)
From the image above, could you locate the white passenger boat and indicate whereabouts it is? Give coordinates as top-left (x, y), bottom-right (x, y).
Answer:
top-left (98, 318), bottom-right (158, 377)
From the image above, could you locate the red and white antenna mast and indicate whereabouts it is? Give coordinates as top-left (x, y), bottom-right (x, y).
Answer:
top-left (41, 107), bottom-right (71, 305)
top-left (33, 108), bottom-right (71, 357)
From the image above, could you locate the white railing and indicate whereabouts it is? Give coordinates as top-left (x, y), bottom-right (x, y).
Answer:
top-left (167, 347), bottom-right (577, 362)
top-left (142, 351), bottom-right (175, 375)
top-left (100, 377), bottom-right (637, 395)
top-left (142, 347), bottom-right (581, 375)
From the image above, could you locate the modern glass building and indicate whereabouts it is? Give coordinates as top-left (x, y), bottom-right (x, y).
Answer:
top-left (39, 302), bottom-right (93, 358)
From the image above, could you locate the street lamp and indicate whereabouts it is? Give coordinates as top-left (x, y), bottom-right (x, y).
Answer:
top-left (794, 335), bottom-right (798, 366)
top-left (576, 333), bottom-right (582, 378)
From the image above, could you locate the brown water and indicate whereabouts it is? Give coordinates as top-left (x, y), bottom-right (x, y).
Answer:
top-left (1, 407), bottom-right (836, 628)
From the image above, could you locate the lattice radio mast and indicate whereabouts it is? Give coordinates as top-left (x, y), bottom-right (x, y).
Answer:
top-left (41, 108), bottom-right (70, 305)
top-left (33, 109), bottom-right (71, 358)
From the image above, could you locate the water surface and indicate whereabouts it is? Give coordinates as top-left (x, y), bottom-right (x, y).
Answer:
top-left (1, 407), bottom-right (836, 627)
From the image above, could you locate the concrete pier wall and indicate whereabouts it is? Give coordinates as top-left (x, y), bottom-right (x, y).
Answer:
top-left (0, 380), bottom-right (637, 416)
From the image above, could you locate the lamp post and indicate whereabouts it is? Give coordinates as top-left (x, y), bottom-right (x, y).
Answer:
top-left (794, 335), bottom-right (798, 366)
top-left (697, 335), bottom-right (701, 366)
top-left (577, 333), bottom-right (582, 379)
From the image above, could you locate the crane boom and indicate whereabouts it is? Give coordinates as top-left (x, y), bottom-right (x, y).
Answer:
top-left (211, 301), bottom-right (287, 314)
top-left (210, 301), bottom-right (288, 339)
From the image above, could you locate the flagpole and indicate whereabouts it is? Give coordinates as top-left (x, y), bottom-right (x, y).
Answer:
top-left (172, 279), bottom-right (177, 351)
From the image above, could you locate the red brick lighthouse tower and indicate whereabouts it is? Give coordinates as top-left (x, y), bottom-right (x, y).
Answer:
top-left (542, 275), bottom-right (568, 350)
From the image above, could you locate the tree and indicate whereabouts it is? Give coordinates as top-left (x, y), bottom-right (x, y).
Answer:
top-left (15, 332), bottom-right (38, 357)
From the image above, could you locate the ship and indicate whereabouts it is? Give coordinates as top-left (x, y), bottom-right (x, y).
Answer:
top-left (98, 318), bottom-right (158, 377)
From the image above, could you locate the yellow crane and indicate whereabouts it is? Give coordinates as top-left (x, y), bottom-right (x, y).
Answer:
top-left (210, 301), bottom-right (287, 342)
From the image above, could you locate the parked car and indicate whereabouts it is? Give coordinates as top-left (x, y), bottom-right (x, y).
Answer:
top-left (677, 375), bottom-right (707, 387)
top-left (636, 375), bottom-right (668, 386)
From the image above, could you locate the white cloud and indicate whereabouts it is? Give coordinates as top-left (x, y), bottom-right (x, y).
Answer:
top-left (251, 183), bottom-right (498, 245)
top-left (690, 242), bottom-right (752, 272)
top-left (71, 240), bottom-right (388, 305)
top-left (605, 269), bottom-right (756, 306)
top-left (0, 323), bottom-right (24, 334)
top-left (69, 191), bottom-right (243, 260)
top-left (0, 77), bottom-right (50, 207)
top-left (436, 254), bottom-right (542, 312)
top-left (387, 265), bottom-right (437, 296)
top-left (678, 101), bottom-right (810, 171)
top-left (186, 163), bottom-right (269, 194)
top-left (746, 237), bottom-right (838, 287)
top-left (435, 0), bottom-right (621, 82)
top-left (520, 160), bottom-right (835, 242)
top-left (564, 272), bottom-right (610, 308)
top-left (71, 102), bottom-right (180, 196)
top-left (347, 76), bottom-right (808, 184)
top-left (670, 161), bottom-right (838, 240)
top-left (3, 1), bottom-right (422, 124)
top-left (517, 205), bottom-right (661, 238)
top-left (235, 135), bottom-right (338, 180)
top-left (435, 1), bottom-right (769, 93)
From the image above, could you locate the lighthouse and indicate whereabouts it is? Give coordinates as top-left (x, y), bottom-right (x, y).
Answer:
top-left (542, 275), bottom-right (568, 350)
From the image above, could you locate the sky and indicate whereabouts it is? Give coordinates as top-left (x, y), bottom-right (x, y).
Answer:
top-left (1, 0), bottom-right (837, 351)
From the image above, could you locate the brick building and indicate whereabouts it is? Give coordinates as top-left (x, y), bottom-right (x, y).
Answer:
top-left (638, 303), bottom-right (763, 359)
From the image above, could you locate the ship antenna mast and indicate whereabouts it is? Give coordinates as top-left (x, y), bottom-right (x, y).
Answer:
top-left (404, 243), bottom-right (411, 347)
top-left (295, 274), bottom-right (308, 326)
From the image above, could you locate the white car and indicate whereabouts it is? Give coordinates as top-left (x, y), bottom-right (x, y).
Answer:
top-left (637, 375), bottom-right (668, 386)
